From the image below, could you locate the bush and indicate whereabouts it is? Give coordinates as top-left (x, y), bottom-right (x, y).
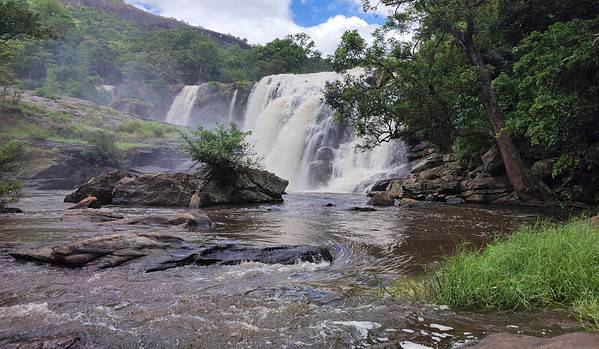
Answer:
top-left (83, 131), bottom-right (124, 168)
top-left (117, 119), bottom-right (174, 139)
top-left (179, 123), bottom-right (261, 180)
top-left (432, 219), bottom-right (599, 327)
top-left (0, 141), bottom-right (24, 207)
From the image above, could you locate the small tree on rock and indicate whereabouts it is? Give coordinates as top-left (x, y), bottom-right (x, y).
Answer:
top-left (179, 123), bottom-right (262, 182)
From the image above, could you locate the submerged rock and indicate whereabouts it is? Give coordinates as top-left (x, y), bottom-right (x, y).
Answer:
top-left (3, 335), bottom-right (82, 349)
top-left (469, 332), bottom-right (599, 349)
top-left (0, 207), bottom-right (23, 214)
top-left (67, 196), bottom-right (101, 210)
top-left (65, 167), bottom-right (288, 208)
top-left (348, 207), bottom-right (377, 212)
top-left (110, 212), bottom-right (213, 228)
top-left (62, 209), bottom-right (125, 222)
top-left (10, 233), bottom-right (333, 272)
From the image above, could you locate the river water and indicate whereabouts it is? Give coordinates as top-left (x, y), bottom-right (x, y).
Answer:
top-left (0, 191), bottom-right (580, 348)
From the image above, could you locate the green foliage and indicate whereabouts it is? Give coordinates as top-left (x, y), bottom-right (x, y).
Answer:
top-left (83, 131), bottom-right (124, 168)
top-left (249, 33), bottom-right (330, 77)
top-left (0, 140), bottom-right (24, 207)
top-left (432, 219), bottom-right (599, 324)
top-left (0, 0), bottom-right (46, 39)
top-left (327, 0), bottom-right (599, 183)
top-left (180, 123), bottom-right (261, 180)
top-left (496, 18), bottom-right (599, 156)
top-left (116, 119), bottom-right (176, 138)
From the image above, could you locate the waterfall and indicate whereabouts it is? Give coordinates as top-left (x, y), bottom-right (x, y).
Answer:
top-left (228, 89), bottom-right (238, 124)
top-left (243, 70), bottom-right (410, 193)
top-left (165, 85), bottom-right (202, 126)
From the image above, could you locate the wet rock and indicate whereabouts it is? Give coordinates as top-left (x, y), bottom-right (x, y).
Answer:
top-left (481, 146), bottom-right (505, 176)
top-left (324, 203), bottom-right (336, 207)
top-left (387, 180), bottom-right (404, 199)
top-left (411, 154), bottom-right (444, 173)
top-left (64, 171), bottom-right (136, 205)
top-left (76, 167), bottom-right (290, 208)
top-left (113, 172), bottom-right (202, 207)
top-left (111, 212), bottom-right (212, 228)
top-left (4, 335), bottom-right (81, 349)
top-left (469, 332), bottom-right (599, 349)
top-left (367, 192), bottom-right (395, 207)
top-left (446, 197), bottom-right (466, 205)
top-left (370, 179), bottom-right (392, 192)
top-left (425, 194), bottom-right (438, 202)
top-left (196, 244), bottom-right (334, 266)
top-left (189, 194), bottom-right (201, 209)
top-left (10, 233), bottom-right (333, 272)
top-left (67, 196), bottom-right (101, 210)
top-left (0, 207), bottom-right (23, 214)
top-left (348, 207), bottom-right (377, 212)
top-left (398, 198), bottom-right (422, 208)
top-left (62, 209), bottom-right (125, 222)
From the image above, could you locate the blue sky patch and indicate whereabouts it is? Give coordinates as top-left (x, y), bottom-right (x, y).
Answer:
top-left (291, 0), bottom-right (386, 26)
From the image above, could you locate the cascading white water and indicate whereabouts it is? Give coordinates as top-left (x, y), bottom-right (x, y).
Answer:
top-left (243, 70), bottom-right (410, 193)
top-left (228, 89), bottom-right (238, 124)
top-left (165, 85), bottom-right (202, 126)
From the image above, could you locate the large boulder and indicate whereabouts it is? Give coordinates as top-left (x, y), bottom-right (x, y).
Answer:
top-left (367, 192), bottom-right (395, 206)
top-left (10, 233), bottom-right (333, 272)
top-left (64, 171), bottom-right (136, 204)
top-left (481, 146), bottom-right (506, 176)
top-left (64, 167), bottom-right (289, 208)
top-left (112, 172), bottom-right (203, 206)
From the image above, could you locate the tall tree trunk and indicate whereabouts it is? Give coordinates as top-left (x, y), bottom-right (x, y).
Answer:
top-left (460, 35), bottom-right (551, 202)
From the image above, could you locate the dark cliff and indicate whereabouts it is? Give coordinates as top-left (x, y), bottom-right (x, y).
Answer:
top-left (59, 0), bottom-right (250, 48)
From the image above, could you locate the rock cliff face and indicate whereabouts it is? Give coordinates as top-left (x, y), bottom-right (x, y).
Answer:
top-left (58, 0), bottom-right (249, 48)
top-left (64, 166), bottom-right (289, 207)
top-left (374, 141), bottom-right (599, 208)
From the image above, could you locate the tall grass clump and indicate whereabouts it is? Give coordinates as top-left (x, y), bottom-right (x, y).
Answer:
top-left (432, 219), bottom-right (599, 324)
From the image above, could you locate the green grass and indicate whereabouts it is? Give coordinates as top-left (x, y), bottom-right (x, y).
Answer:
top-left (432, 218), bottom-right (599, 328)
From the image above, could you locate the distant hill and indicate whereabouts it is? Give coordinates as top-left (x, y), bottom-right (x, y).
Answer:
top-left (59, 0), bottom-right (250, 48)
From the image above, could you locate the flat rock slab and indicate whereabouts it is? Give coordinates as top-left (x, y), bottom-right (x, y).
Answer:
top-left (10, 234), bottom-right (333, 272)
top-left (468, 332), bottom-right (599, 349)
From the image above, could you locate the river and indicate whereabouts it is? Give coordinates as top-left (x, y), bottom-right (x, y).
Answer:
top-left (0, 191), bottom-right (580, 348)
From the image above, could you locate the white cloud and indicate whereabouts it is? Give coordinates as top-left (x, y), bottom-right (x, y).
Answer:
top-left (126, 0), bottom-right (384, 54)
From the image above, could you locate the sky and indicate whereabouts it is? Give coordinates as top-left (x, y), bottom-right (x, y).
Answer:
top-left (125, 0), bottom-right (392, 54)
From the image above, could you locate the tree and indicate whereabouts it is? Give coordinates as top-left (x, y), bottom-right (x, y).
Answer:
top-left (0, 141), bottom-right (23, 208)
top-left (0, 0), bottom-right (45, 39)
top-left (360, 0), bottom-right (552, 201)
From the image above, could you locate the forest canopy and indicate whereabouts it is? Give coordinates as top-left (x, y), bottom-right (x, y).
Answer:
top-left (324, 0), bottom-right (599, 202)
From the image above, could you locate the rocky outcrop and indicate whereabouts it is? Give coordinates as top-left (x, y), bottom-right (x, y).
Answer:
top-left (379, 141), bottom-right (599, 208)
top-left (378, 145), bottom-right (521, 206)
top-left (64, 171), bottom-right (135, 205)
top-left (367, 192), bottom-right (395, 206)
top-left (64, 167), bottom-right (288, 208)
top-left (10, 233), bottom-right (333, 272)
top-left (468, 332), bottom-right (599, 349)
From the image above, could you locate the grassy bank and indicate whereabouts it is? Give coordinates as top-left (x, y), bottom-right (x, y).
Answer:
top-left (432, 218), bottom-right (599, 329)
top-left (0, 94), bottom-right (183, 176)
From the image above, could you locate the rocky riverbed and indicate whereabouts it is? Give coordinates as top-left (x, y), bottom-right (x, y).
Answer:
top-left (0, 190), bottom-right (592, 348)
